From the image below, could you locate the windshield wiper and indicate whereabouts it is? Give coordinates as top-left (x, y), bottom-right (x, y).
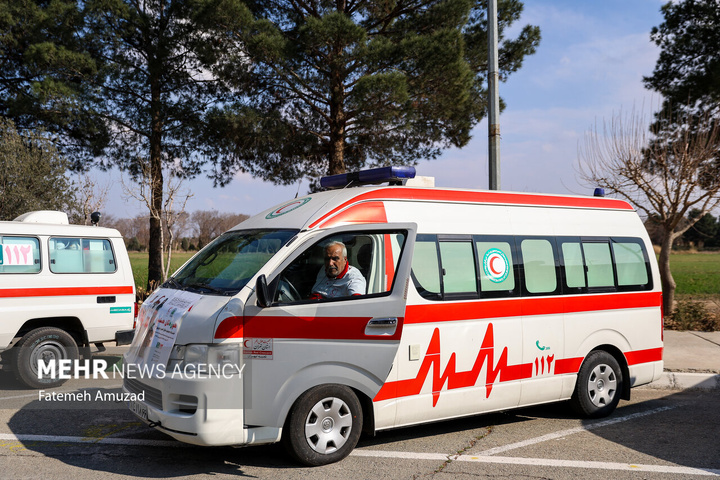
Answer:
top-left (185, 282), bottom-right (226, 295)
top-left (163, 277), bottom-right (183, 290)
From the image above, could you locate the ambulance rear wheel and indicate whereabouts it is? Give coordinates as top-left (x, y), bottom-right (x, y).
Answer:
top-left (570, 350), bottom-right (622, 418)
top-left (13, 327), bottom-right (78, 389)
top-left (283, 384), bottom-right (362, 466)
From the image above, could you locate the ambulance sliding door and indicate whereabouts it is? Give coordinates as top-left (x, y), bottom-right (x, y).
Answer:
top-left (242, 223), bottom-right (416, 429)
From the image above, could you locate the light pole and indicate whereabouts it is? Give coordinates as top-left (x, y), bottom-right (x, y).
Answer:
top-left (487, 0), bottom-right (500, 191)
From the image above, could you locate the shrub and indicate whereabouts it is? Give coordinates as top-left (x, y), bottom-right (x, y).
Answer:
top-left (667, 301), bottom-right (720, 331)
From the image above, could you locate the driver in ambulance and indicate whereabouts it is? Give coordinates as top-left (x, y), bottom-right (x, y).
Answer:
top-left (309, 241), bottom-right (366, 299)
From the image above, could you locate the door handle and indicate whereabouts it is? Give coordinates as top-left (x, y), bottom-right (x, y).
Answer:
top-left (365, 317), bottom-right (399, 336)
top-left (367, 317), bottom-right (398, 326)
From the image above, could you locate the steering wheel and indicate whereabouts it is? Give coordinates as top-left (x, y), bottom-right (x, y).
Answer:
top-left (277, 277), bottom-right (302, 302)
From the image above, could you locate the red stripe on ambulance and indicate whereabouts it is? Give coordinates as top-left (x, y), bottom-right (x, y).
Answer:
top-left (374, 324), bottom-right (533, 405)
top-left (404, 291), bottom-right (662, 324)
top-left (215, 315), bottom-right (402, 341)
top-left (309, 188), bottom-right (634, 229)
top-left (0, 286), bottom-right (134, 298)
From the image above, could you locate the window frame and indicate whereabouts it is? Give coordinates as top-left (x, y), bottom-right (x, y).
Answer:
top-left (474, 234), bottom-right (521, 299)
top-left (48, 236), bottom-right (118, 274)
top-left (611, 237), bottom-right (653, 292)
top-left (437, 234), bottom-right (479, 301)
top-left (516, 236), bottom-right (562, 297)
top-left (411, 233), bottom-right (443, 300)
top-left (270, 228), bottom-right (410, 306)
top-left (0, 235), bottom-right (42, 274)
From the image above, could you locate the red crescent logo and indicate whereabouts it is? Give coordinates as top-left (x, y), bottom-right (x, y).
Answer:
top-left (489, 255), bottom-right (503, 275)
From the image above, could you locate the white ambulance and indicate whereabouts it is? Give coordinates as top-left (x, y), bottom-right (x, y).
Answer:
top-left (0, 211), bottom-right (136, 388)
top-left (123, 167), bottom-right (663, 466)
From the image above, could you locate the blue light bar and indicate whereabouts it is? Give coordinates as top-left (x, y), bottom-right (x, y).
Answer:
top-left (320, 166), bottom-right (416, 189)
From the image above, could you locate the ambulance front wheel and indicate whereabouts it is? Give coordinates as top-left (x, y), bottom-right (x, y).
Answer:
top-left (570, 350), bottom-right (623, 418)
top-left (283, 384), bottom-right (363, 466)
top-left (13, 327), bottom-right (79, 389)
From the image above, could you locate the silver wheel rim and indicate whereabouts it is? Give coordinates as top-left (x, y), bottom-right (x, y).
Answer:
top-left (304, 396), bottom-right (353, 454)
top-left (30, 341), bottom-right (66, 378)
top-left (587, 363), bottom-right (617, 408)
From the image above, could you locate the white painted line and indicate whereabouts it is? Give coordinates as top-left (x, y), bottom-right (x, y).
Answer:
top-left (2, 431), bottom-right (717, 477)
top-left (351, 449), bottom-right (448, 461)
top-left (350, 450), bottom-right (720, 477)
top-left (0, 433), bottom-right (181, 448)
top-left (453, 455), bottom-right (720, 477)
top-left (476, 405), bottom-right (677, 456)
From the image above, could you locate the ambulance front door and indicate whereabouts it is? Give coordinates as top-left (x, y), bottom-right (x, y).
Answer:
top-left (241, 223), bottom-right (416, 429)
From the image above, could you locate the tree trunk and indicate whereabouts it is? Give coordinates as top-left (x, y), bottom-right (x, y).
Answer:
top-left (327, 58), bottom-right (346, 176)
top-left (657, 230), bottom-right (676, 318)
top-left (147, 77), bottom-right (164, 291)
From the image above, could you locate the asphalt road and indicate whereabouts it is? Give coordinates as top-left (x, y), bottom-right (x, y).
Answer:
top-left (1, 369), bottom-right (718, 479)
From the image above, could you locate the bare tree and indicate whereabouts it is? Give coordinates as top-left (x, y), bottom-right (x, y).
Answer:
top-left (578, 107), bottom-right (720, 316)
top-left (69, 173), bottom-right (110, 225)
top-left (122, 164), bottom-right (192, 288)
top-left (190, 210), bottom-right (250, 249)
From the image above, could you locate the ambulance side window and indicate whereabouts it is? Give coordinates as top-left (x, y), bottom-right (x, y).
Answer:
top-left (475, 237), bottom-right (518, 298)
top-left (273, 230), bottom-right (407, 304)
top-left (583, 241), bottom-right (615, 288)
top-left (411, 235), bottom-right (442, 299)
top-left (558, 237), bottom-right (651, 293)
top-left (439, 237), bottom-right (478, 298)
top-left (560, 241), bottom-right (586, 288)
top-left (49, 237), bottom-right (116, 273)
top-left (520, 238), bottom-right (560, 295)
top-left (0, 236), bottom-right (41, 274)
top-left (612, 239), bottom-right (650, 289)
top-left (412, 235), bottom-right (480, 300)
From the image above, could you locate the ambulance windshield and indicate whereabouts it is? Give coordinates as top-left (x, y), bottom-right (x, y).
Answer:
top-left (168, 229), bottom-right (297, 295)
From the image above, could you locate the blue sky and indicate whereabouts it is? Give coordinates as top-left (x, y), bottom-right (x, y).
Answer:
top-left (99, 0), bottom-right (666, 220)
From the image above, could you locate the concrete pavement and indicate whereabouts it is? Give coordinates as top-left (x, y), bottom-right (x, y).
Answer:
top-left (645, 330), bottom-right (720, 390)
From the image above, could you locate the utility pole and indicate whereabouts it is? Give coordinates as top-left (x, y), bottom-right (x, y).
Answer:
top-left (487, 0), bottom-right (500, 190)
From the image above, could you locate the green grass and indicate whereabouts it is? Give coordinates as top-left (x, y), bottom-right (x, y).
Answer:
top-left (670, 252), bottom-right (720, 299)
top-left (129, 251), bottom-right (194, 292)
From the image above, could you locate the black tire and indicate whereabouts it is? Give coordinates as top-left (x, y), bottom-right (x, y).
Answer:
top-left (570, 350), bottom-right (623, 418)
top-left (282, 384), bottom-right (363, 466)
top-left (13, 327), bottom-right (78, 389)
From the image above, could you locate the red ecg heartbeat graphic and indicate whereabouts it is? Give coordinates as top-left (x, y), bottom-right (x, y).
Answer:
top-left (374, 323), bottom-right (532, 406)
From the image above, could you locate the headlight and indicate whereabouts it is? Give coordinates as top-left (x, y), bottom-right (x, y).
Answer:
top-left (168, 343), bottom-right (242, 377)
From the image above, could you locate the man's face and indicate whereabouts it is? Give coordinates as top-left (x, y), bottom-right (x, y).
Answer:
top-left (324, 244), bottom-right (347, 278)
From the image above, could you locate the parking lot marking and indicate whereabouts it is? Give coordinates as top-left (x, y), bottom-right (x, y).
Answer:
top-left (0, 433), bottom-right (181, 448)
top-left (476, 405), bottom-right (677, 456)
top-left (453, 455), bottom-right (720, 476)
top-left (350, 450), bottom-right (719, 476)
top-left (2, 428), bottom-right (717, 477)
top-left (351, 450), bottom-right (449, 461)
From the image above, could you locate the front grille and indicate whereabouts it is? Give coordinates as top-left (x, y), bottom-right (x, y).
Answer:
top-left (124, 377), bottom-right (163, 410)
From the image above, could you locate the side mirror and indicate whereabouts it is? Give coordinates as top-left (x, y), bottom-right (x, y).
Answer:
top-left (256, 274), bottom-right (270, 308)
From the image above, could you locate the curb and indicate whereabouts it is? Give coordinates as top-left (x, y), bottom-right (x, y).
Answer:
top-left (643, 372), bottom-right (720, 390)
